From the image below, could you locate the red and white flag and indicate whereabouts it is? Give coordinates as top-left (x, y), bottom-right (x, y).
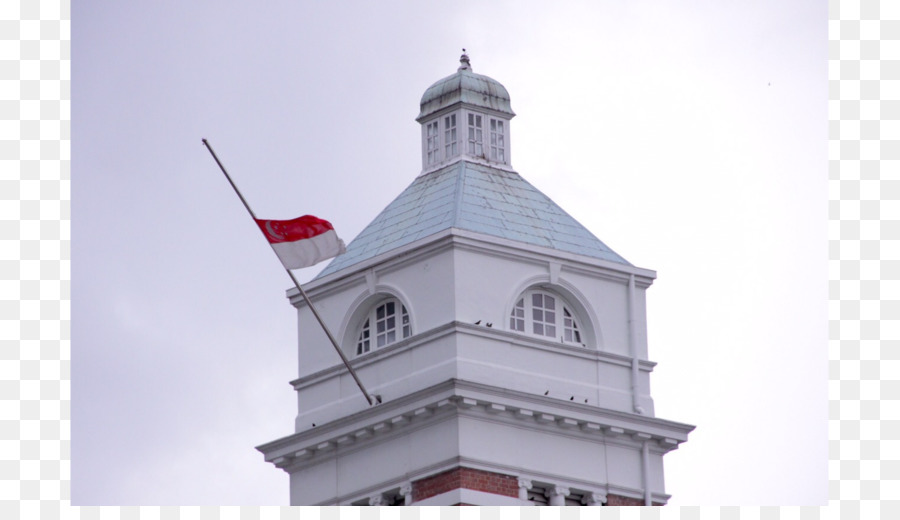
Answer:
top-left (255, 215), bottom-right (346, 269)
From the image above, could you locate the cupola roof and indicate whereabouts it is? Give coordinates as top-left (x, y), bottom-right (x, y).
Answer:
top-left (417, 51), bottom-right (515, 122)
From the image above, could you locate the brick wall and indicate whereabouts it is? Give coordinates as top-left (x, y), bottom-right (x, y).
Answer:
top-left (605, 494), bottom-right (664, 506)
top-left (606, 494), bottom-right (643, 506)
top-left (412, 467), bottom-right (519, 501)
top-left (412, 470), bottom-right (664, 506)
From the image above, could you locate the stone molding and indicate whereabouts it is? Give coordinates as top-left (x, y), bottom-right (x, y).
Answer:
top-left (297, 228), bottom-right (656, 304)
top-left (289, 320), bottom-right (657, 391)
top-left (259, 379), bottom-right (692, 474)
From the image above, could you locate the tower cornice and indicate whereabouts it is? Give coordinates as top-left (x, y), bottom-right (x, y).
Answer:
top-left (295, 228), bottom-right (655, 307)
top-left (256, 378), bottom-right (693, 474)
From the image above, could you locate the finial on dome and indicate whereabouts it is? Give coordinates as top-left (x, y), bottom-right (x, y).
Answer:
top-left (458, 48), bottom-right (471, 72)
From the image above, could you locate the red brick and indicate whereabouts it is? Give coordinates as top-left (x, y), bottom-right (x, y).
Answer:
top-left (605, 494), bottom-right (664, 506)
top-left (606, 494), bottom-right (643, 506)
top-left (412, 467), bottom-right (519, 501)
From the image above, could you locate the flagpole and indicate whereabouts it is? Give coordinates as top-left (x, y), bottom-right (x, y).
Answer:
top-left (202, 138), bottom-right (377, 406)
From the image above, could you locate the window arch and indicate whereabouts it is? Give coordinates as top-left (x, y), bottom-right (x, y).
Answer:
top-left (356, 298), bottom-right (411, 356)
top-left (510, 289), bottom-right (584, 346)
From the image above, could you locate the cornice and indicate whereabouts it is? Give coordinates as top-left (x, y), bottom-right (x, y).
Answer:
top-left (257, 379), bottom-right (460, 466)
top-left (451, 378), bottom-right (694, 439)
top-left (447, 230), bottom-right (656, 284)
top-left (288, 321), bottom-right (657, 391)
top-left (293, 228), bottom-right (656, 305)
top-left (415, 102), bottom-right (515, 125)
top-left (257, 378), bottom-right (694, 473)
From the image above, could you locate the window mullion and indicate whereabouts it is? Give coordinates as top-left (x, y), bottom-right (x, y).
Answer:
top-left (557, 302), bottom-right (564, 341)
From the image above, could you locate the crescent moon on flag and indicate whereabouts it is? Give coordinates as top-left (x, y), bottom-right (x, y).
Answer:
top-left (265, 220), bottom-right (287, 242)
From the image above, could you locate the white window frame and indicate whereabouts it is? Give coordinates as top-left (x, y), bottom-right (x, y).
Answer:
top-left (509, 289), bottom-right (583, 346)
top-left (467, 112), bottom-right (483, 157)
top-left (425, 121), bottom-right (440, 165)
top-left (489, 118), bottom-right (506, 163)
top-left (444, 113), bottom-right (458, 158)
top-left (356, 298), bottom-right (411, 356)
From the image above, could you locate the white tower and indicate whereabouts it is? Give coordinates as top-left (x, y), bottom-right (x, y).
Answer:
top-left (257, 53), bottom-right (693, 506)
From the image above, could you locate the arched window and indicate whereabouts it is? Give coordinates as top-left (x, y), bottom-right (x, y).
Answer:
top-left (510, 289), bottom-right (583, 345)
top-left (356, 299), bottom-right (411, 356)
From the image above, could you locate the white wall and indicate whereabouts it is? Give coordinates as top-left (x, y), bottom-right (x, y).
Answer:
top-left (291, 237), bottom-right (659, 431)
top-left (289, 415), bottom-right (460, 505)
top-left (278, 234), bottom-right (672, 504)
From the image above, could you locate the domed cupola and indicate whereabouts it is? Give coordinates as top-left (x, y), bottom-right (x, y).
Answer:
top-left (416, 51), bottom-right (515, 173)
top-left (417, 52), bottom-right (515, 121)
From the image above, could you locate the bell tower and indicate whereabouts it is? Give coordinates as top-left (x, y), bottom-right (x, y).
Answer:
top-left (257, 53), bottom-right (694, 506)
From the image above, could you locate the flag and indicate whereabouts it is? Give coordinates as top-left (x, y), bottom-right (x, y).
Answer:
top-left (255, 215), bottom-right (346, 269)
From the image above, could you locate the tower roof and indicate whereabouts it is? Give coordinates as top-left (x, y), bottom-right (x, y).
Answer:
top-left (316, 163), bottom-right (629, 279)
top-left (417, 51), bottom-right (515, 122)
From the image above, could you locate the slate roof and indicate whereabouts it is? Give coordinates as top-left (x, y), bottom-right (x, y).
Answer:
top-left (315, 161), bottom-right (629, 279)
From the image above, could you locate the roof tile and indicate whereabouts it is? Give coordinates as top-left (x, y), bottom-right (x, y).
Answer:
top-left (316, 162), bottom-right (629, 278)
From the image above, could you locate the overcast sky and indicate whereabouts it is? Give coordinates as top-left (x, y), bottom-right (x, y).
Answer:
top-left (73, 1), bottom-right (826, 506)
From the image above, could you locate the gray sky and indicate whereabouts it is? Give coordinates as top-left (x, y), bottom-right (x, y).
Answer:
top-left (73, 1), bottom-right (826, 505)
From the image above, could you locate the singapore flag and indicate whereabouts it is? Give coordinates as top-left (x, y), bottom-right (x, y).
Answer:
top-left (254, 215), bottom-right (346, 269)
